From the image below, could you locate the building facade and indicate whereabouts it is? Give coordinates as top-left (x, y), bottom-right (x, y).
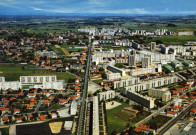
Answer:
top-left (128, 55), bottom-right (136, 67)
top-left (20, 76), bottom-right (57, 83)
top-left (107, 73), bottom-right (121, 80)
top-left (123, 76), bottom-right (178, 93)
top-left (98, 90), bottom-right (115, 101)
top-left (126, 91), bottom-right (155, 109)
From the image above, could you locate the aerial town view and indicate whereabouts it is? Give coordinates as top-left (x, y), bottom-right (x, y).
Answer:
top-left (0, 0), bottom-right (196, 135)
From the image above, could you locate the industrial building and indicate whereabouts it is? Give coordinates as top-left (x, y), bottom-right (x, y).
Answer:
top-left (182, 61), bottom-right (193, 67)
top-left (171, 61), bottom-right (180, 68)
top-left (163, 65), bottom-right (174, 73)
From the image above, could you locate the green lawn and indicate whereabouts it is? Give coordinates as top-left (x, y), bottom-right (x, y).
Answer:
top-left (0, 63), bottom-right (75, 83)
top-left (92, 79), bottom-right (103, 85)
top-left (106, 102), bottom-right (131, 135)
top-left (46, 104), bottom-right (63, 111)
top-left (0, 127), bottom-right (9, 135)
top-left (113, 110), bottom-right (132, 121)
top-left (107, 102), bottom-right (151, 135)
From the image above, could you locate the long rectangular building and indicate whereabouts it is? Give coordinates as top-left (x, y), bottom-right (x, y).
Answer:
top-left (93, 96), bottom-right (99, 135)
top-left (112, 77), bottom-right (140, 89)
top-left (126, 91), bottom-right (155, 109)
top-left (123, 76), bottom-right (178, 93)
top-left (107, 65), bottom-right (126, 76)
top-left (0, 81), bottom-right (22, 90)
top-left (130, 67), bottom-right (155, 76)
top-left (20, 75), bottom-right (57, 83)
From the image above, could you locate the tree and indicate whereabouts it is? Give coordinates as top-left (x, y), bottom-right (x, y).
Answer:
top-left (22, 117), bottom-right (26, 122)
top-left (125, 99), bottom-right (130, 104)
top-left (111, 131), bottom-right (117, 135)
top-left (126, 123), bottom-right (130, 128)
top-left (101, 73), bottom-right (107, 79)
top-left (48, 114), bottom-right (52, 119)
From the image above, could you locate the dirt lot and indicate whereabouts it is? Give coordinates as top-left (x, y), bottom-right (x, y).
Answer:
top-left (16, 117), bottom-right (73, 135)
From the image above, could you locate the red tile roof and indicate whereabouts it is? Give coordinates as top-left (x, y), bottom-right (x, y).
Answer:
top-left (28, 115), bottom-right (33, 118)
top-left (16, 118), bottom-right (22, 121)
top-left (3, 116), bottom-right (9, 121)
top-left (59, 99), bottom-right (68, 103)
top-left (172, 90), bottom-right (179, 95)
top-left (167, 111), bottom-right (177, 115)
top-left (40, 115), bottom-right (46, 120)
top-left (42, 100), bottom-right (50, 104)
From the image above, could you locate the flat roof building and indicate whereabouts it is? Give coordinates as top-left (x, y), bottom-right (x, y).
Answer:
top-left (107, 65), bottom-right (126, 76)
top-left (70, 101), bottom-right (78, 115)
top-left (93, 96), bottom-right (99, 135)
top-left (163, 65), bottom-right (174, 73)
top-left (126, 91), bottom-right (155, 109)
top-left (64, 121), bottom-right (73, 130)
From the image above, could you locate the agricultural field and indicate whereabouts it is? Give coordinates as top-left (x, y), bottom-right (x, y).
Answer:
top-left (122, 22), bottom-right (196, 32)
top-left (48, 45), bottom-right (65, 55)
top-left (0, 63), bottom-right (75, 83)
top-left (0, 127), bottom-right (9, 135)
top-left (0, 23), bottom-right (78, 34)
top-left (61, 48), bottom-right (70, 55)
top-left (145, 115), bottom-right (172, 130)
top-left (149, 35), bottom-right (196, 45)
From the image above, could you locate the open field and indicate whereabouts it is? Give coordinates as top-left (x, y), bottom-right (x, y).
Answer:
top-left (113, 110), bottom-right (132, 121)
top-left (46, 104), bottom-right (63, 111)
top-left (0, 23), bottom-right (78, 34)
top-left (61, 48), bottom-right (70, 55)
top-left (106, 102), bottom-right (131, 134)
top-left (122, 22), bottom-right (196, 32)
top-left (106, 102), bottom-right (150, 134)
top-left (0, 63), bottom-right (75, 83)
